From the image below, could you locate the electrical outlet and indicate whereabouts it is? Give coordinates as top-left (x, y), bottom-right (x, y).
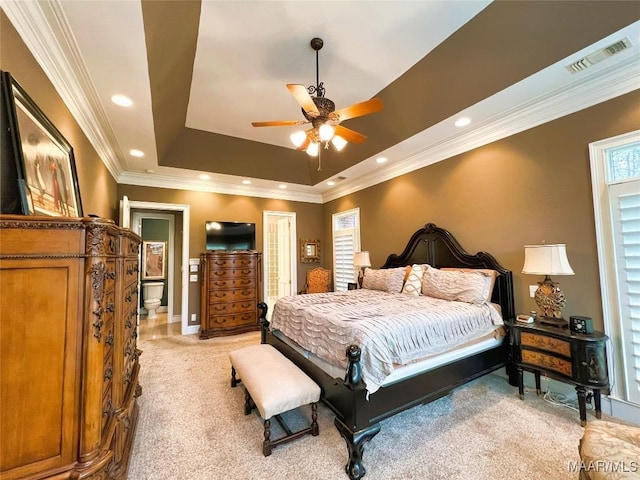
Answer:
top-left (529, 285), bottom-right (538, 298)
top-left (191, 313), bottom-right (196, 322)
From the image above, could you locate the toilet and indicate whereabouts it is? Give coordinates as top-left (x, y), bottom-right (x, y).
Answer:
top-left (143, 281), bottom-right (164, 319)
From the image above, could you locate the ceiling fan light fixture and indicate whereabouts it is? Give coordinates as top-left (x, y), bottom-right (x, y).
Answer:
top-left (331, 135), bottom-right (347, 151)
top-left (318, 124), bottom-right (335, 142)
top-left (290, 130), bottom-right (306, 148)
top-left (306, 142), bottom-right (319, 157)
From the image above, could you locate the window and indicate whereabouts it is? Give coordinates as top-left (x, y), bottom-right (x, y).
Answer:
top-left (590, 131), bottom-right (640, 412)
top-left (332, 208), bottom-right (361, 291)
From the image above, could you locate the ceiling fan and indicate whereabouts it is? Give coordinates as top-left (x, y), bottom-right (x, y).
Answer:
top-left (251, 37), bottom-right (383, 158)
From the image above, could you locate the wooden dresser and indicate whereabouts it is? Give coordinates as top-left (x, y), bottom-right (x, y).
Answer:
top-left (199, 251), bottom-right (262, 339)
top-left (0, 215), bottom-right (141, 480)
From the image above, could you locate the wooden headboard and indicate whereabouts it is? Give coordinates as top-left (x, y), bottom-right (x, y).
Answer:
top-left (381, 223), bottom-right (515, 320)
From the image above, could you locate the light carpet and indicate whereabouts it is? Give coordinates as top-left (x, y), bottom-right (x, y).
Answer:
top-left (128, 332), bottom-right (592, 480)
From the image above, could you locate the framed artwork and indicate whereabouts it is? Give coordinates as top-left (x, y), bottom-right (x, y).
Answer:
top-left (143, 241), bottom-right (166, 279)
top-left (0, 71), bottom-right (83, 217)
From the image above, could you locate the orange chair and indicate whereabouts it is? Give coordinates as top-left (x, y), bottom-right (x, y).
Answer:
top-left (300, 267), bottom-right (332, 294)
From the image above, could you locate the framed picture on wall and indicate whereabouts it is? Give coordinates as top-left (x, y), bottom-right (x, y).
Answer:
top-left (0, 70), bottom-right (83, 217)
top-left (143, 241), bottom-right (166, 279)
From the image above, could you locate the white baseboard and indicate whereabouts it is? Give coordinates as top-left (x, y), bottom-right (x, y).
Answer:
top-left (170, 314), bottom-right (181, 324)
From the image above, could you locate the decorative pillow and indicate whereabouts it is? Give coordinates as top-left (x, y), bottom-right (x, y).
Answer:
top-left (421, 266), bottom-right (492, 304)
top-left (362, 267), bottom-right (406, 293)
top-left (401, 264), bottom-right (427, 296)
top-left (441, 268), bottom-right (499, 302)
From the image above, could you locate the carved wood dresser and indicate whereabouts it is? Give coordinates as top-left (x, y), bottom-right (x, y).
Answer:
top-left (199, 250), bottom-right (262, 339)
top-left (0, 215), bottom-right (141, 479)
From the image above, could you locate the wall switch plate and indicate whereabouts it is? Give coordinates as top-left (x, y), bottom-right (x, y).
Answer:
top-left (191, 313), bottom-right (196, 322)
top-left (189, 264), bottom-right (198, 272)
top-left (529, 285), bottom-right (538, 298)
top-left (189, 274), bottom-right (198, 282)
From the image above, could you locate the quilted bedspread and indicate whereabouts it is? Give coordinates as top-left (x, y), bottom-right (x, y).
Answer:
top-left (269, 289), bottom-right (503, 395)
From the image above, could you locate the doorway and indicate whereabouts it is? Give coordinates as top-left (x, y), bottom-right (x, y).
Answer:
top-left (120, 197), bottom-right (195, 335)
top-left (263, 211), bottom-right (297, 318)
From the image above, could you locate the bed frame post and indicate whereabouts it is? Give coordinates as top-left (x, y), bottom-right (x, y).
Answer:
top-left (336, 344), bottom-right (381, 480)
top-left (258, 302), bottom-right (269, 344)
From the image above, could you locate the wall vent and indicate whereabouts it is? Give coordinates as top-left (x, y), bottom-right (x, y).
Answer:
top-left (565, 38), bottom-right (632, 74)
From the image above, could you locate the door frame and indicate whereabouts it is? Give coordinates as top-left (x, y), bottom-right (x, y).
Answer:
top-left (132, 211), bottom-right (174, 320)
top-left (262, 210), bottom-right (297, 314)
top-left (122, 199), bottom-right (194, 335)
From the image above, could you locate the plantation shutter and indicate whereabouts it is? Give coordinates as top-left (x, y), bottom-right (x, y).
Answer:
top-left (332, 208), bottom-right (361, 292)
top-left (612, 185), bottom-right (640, 404)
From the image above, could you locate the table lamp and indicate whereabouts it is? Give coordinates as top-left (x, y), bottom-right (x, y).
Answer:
top-left (353, 251), bottom-right (371, 288)
top-left (522, 244), bottom-right (574, 326)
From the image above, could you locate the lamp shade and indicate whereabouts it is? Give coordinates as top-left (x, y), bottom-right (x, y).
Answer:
top-left (522, 244), bottom-right (574, 275)
top-left (353, 251), bottom-right (371, 268)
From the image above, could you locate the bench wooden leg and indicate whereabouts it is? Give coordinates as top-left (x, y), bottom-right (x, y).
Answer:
top-left (231, 366), bottom-right (239, 387)
top-left (311, 403), bottom-right (319, 436)
top-left (244, 389), bottom-right (253, 415)
top-left (263, 419), bottom-right (272, 457)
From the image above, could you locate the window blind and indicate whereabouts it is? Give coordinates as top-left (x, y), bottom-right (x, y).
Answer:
top-left (614, 189), bottom-right (640, 404)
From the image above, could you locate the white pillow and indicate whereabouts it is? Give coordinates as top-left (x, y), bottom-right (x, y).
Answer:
top-left (362, 267), bottom-right (406, 293)
top-left (421, 266), bottom-right (492, 304)
top-left (401, 264), bottom-right (427, 296)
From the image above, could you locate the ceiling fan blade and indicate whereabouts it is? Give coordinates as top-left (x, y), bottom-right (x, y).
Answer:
top-left (251, 120), bottom-right (306, 127)
top-left (287, 84), bottom-right (319, 116)
top-left (334, 125), bottom-right (367, 143)
top-left (332, 97), bottom-right (383, 123)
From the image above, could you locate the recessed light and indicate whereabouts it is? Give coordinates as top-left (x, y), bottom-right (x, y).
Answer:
top-left (326, 181), bottom-right (335, 186)
top-left (242, 180), bottom-right (251, 185)
top-left (111, 94), bottom-right (133, 107)
top-left (376, 157), bottom-right (388, 164)
top-left (199, 174), bottom-right (210, 180)
top-left (454, 117), bottom-right (471, 127)
top-left (278, 184), bottom-right (287, 189)
top-left (129, 149), bottom-right (144, 157)
top-left (145, 169), bottom-right (154, 173)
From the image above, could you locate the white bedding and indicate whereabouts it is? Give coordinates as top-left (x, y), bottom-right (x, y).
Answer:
top-left (269, 289), bottom-right (503, 395)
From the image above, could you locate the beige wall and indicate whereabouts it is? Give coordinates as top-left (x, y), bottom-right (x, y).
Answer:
top-left (325, 90), bottom-right (640, 330)
top-left (117, 184), bottom-right (324, 321)
top-left (0, 12), bottom-right (118, 220)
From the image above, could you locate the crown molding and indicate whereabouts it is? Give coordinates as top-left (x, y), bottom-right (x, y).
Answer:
top-left (4, 1), bottom-right (637, 205)
top-left (1, 0), bottom-right (124, 179)
top-left (118, 172), bottom-right (323, 204)
top-left (322, 55), bottom-right (640, 203)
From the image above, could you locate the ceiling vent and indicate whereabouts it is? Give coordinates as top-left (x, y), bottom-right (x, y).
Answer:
top-left (565, 38), bottom-right (632, 74)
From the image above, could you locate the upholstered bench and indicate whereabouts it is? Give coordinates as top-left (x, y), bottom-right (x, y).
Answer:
top-left (229, 344), bottom-right (321, 456)
top-left (578, 420), bottom-right (640, 480)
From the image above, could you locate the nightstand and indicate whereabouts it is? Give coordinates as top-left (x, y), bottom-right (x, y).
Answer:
top-left (505, 319), bottom-right (609, 426)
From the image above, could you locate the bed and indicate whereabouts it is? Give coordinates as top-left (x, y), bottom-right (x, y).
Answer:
top-left (258, 223), bottom-right (515, 479)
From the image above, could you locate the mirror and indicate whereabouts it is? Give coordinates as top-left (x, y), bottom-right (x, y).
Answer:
top-left (300, 239), bottom-right (320, 263)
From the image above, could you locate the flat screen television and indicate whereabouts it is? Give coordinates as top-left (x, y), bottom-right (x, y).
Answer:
top-left (205, 221), bottom-right (256, 251)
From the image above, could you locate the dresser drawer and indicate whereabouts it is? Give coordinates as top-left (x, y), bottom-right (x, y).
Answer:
top-left (209, 300), bottom-right (255, 315)
top-left (210, 256), bottom-right (257, 269)
top-left (210, 267), bottom-right (255, 279)
top-left (209, 288), bottom-right (256, 303)
top-left (521, 349), bottom-right (572, 377)
top-left (521, 332), bottom-right (570, 357)
top-left (210, 277), bottom-right (256, 290)
top-left (208, 312), bottom-right (256, 329)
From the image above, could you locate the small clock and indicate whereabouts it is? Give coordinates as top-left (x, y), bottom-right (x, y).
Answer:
top-left (569, 316), bottom-right (594, 334)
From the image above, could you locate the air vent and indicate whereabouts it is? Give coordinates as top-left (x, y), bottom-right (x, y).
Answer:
top-left (336, 176), bottom-right (347, 181)
top-left (565, 38), bottom-right (632, 74)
